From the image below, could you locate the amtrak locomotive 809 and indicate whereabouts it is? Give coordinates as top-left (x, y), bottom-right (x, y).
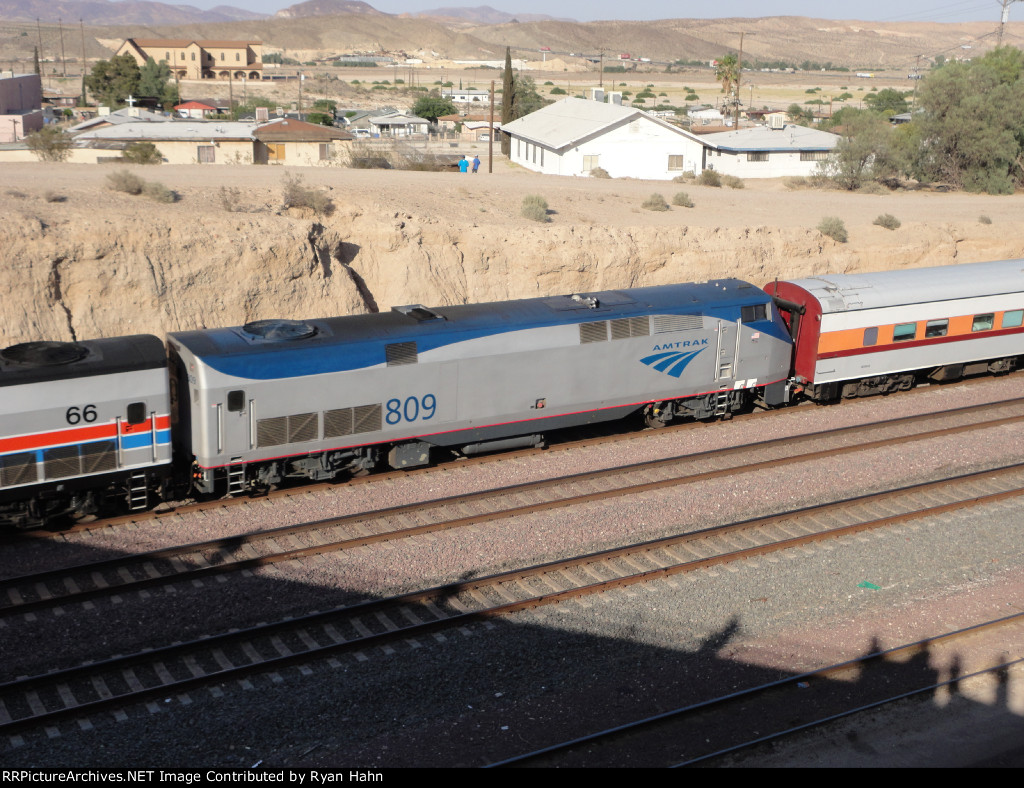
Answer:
top-left (2, 258), bottom-right (1024, 529)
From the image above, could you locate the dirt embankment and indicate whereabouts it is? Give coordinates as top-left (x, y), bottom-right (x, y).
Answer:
top-left (3, 161), bottom-right (1024, 345)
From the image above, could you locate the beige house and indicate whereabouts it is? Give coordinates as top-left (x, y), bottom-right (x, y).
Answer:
top-left (252, 118), bottom-right (354, 165)
top-left (116, 39), bottom-right (263, 81)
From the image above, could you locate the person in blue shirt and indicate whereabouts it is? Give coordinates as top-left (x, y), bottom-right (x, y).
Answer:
top-left (472, 155), bottom-right (480, 173)
top-left (458, 156), bottom-right (469, 173)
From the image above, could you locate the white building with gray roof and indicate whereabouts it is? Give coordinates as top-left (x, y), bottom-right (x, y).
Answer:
top-left (501, 97), bottom-right (707, 180)
top-left (700, 122), bottom-right (840, 179)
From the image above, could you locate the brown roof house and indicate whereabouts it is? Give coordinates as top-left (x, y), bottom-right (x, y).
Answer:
top-left (253, 118), bottom-right (354, 165)
top-left (117, 39), bottom-right (263, 81)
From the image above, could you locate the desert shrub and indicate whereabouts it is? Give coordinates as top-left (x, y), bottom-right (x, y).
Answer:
top-left (642, 193), bottom-right (669, 211)
top-left (219, 186), bottom-right (242, 212)
top-left (696, 169), bottom-right (722, 187)
top-left (122, 142), bottom-right (162, 165)
top-left (25, 127), bottom-right (72, 162)
top-left (979, 215), bottom-right (993, 224)
top-left (856, 181), bottom-right (888, 195)
top-left (44, 190), bottom-right (66, 203)
top-left (143, 181), bottom-right (177, 203)
top-left (589, 166), bottom-right (610, 178)
top-left (721, 174), bottom-right (744, 189)
top-left (873, 213), bottom-right (901, 230)
top-left (281, 172), bottom-right (332, 214)
top-left (672, 191), bottom-right (694, 208)
top-left (521, 194), bottom-right (550, 222)
top-left (817, 216), bottom-right (848, 243)
top-left (673, 172), bottom-right (696, 182)
top-left (106, 169), bottom-right (144, 195)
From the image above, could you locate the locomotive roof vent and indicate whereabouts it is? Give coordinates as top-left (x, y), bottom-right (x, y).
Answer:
top-left (241, 319), bottom-right (317, 342)
top-left (392, 304), bottom-right (446, 322)
top-left (0, 341), bottom-right (89, 366)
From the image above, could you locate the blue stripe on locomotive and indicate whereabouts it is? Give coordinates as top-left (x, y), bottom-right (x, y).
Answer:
top-left (173, 281), bottom-right (790, 381)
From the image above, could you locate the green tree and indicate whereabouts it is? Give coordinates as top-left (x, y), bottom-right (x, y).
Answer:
top-left (863, 87), bottom-right (909, 115)
top-left (501, 46), bottom-right (514, 155)
top-left (138, 57), bottom-right (170, 98)
top-left (306, 112), bottom-right (334, 126)
top-left (913, 46), bottom-right (1024, 193)
top-left (85, 54), bottom-right (142, 108)
top-left (786, 103), bottom-right (815, 125)
top-left (820, 109), bottom-right (898, 190)
top-left (716, 53), bottom-right (739, 97)
top-left (511, 74), bottom-right (547, 118)
top-left (411, 94), bottom-right (456, 124)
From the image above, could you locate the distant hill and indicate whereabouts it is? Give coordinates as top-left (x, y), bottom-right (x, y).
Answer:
top-left (0, 0), bottom-right (264, 25)
top-left (414, 5), bottom-right (572, 24)
top-left (274, 0), bottom-right (383, 20)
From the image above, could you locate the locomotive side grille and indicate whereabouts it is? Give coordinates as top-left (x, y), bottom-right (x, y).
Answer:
top-left (386, 341), bottom-right (418, 366)
top-left (611, 316), bottom-right (651, 340)
top-left (288, 412), bottom-right (318, 443)
top-left (653, 314), bottom-right (703, 333)
top-left (0, 452), bottom-right (37, 487)
top-left (323, 408), bottom-right (355, 438)
top-left (256, 416), bottom-right (288, 448)
top-left (81, 441), bottom-right (117, 474)
top-left (44, 445), bottom-right (81, 479)
top-left (579, 321), bottom-right (608, 343)
top-left (353, 403), bottom-right (382, 434)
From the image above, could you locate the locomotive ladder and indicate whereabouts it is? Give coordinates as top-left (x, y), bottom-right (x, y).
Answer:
top-left (127, 472), bottom-right (149, 511)
top-left (713, 390), bottom-right (730, 417)
top-left (227, 462), bottom-right (246, 496)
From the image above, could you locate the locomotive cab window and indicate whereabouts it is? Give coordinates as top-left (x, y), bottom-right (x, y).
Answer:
top-left (227, 390), bottom-right (245, 412)
top-left (740, 304), bottom-right (767, 323)
top-left (893, 323), bottom-right (917, 342)
top-left (972, 314), bottom-right (995, 332)
top-left (1003, 310), bottom-right (1024, 328)
top-left (925, 319), bottom-right (948, 338)
top-left (862, 327), bottom-right (878, 346)
top-left (126, 402), bottom-right (147, 425)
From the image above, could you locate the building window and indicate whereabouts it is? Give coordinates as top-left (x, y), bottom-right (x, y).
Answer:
top-left (800, 151), bottom-right (830, 161)
top-left (197, 145), bottom-right (216, 163)
top-left (319, 143), bottom-right (330, 161)
top-left (191, 52), bottom-right (195, 61)
top-left (220, 52), bottom-right (225, 61)
top-left (165, 51), bottom-right (170, 60)
top-left (668, 155), bottom-right (684, 170)
top-left (747, 151), bottom-right (769, 162)
top-left (236, 53), bottom-right (241, 61)
top-left (583, 154), bottom-right (600, 171)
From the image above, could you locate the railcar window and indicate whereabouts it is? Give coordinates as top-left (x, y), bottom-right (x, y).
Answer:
top-left (863, 327), bottom-right (878, 346)
top-left (740, 304), bottom-right (767, 323)
top-left (227, 390), bottom-right (245, 412)
top-left (126, 402), bottom-right (147, 425)
top-left (925, 319), bottom-right (948, 338)
top-left (893, 323), bottom-right (917, 342)
top-left (972, 314), bottom-right (995, 332)
top-left (1003, 310), bottom-right (1024, 328)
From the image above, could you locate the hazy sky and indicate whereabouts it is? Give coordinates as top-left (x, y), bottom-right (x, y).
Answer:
top-left (213, 0), bottom-right (1015, 24)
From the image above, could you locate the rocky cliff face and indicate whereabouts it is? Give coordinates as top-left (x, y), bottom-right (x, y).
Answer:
top-left (3, 196), bottom-right (1023, 346)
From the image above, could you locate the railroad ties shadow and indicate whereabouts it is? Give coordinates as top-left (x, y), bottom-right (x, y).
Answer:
top-left (2, 535), bottom-right (1023, 768)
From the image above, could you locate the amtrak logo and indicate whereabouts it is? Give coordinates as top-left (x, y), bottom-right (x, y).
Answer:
top-left (640, 346), bottom-right (707, 378)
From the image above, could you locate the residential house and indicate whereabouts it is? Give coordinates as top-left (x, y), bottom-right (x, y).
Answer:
top-left (68, 106), bottom-right (168, 133)
top-left (368, 111), bottom-right (429, 138)
top-left (174, 100), bottom-right (220, 119)
top-left (252, 118), bottom-right (353, 165)
top-left (73, 120), bottom-right (260, 163)
top-left (0, 72), bottom-right (43, 143)
top-left (116, 39), bottom-right (263, 81)
top-left (700, 122), bottom-right (840, 178)
top-left (442, 88), bottom-right (491, 105)
top-left (501, 97), bottom-right (706, 180)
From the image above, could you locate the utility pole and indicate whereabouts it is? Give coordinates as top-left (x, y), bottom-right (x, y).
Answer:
top-left (488, 78), bottom-right (494, 174)
top-left (80, 19), bottom-right (86, 106)
top-left (732, 31), bottom-right (747, 128)
top-left (58, 18), bottom-right (67, 77)
top-left (35, 18), bottom-right (45, 86)
top-left (998, 0), bottom-right (1019, 46)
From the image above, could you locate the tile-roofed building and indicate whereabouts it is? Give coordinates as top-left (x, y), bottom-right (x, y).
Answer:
top-left (116, 38), bottom-right (263, 81)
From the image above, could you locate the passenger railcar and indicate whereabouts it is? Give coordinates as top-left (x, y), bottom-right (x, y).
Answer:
top-left (0, 335), bottom-right (172, 528)
top-left (766, 259), bottom-right (1024, 400)
top-left (168, 281), bottom-right (793, 496)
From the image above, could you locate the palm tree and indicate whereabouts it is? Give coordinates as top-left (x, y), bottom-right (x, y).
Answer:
top-left (716, 53), bottom-right (739, 97)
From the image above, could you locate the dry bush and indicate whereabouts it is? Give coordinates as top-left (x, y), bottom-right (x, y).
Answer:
top-left (673, 172), bottom-right (696, 182)
top-left (856, 181), bottom-right (888, 195)
top-left (106, 169), bottom-right (144, 195)
top-left (721, 174), bottom-right (744, 189)
top-left (282, 173), bottom-right (332, 215)
top-left (589, 167), bottom-right (610, 179)
top-left (642, 193), bottom-right (669, 211)
top-left (672, 191), bottom-right (694, 208)
top-left (873, 213), bottom-right (901, 230)
top-left (143, 181), bottom-right (177, 203)
top-left (122, 142), bottom-right (163, 165)
top-left (44, 190), bottom-right (66, 203)
top-left (696, 170), bottom-right (721, 187)
top-left (979, 215), bottom-right (993, 224)
top-left (521, 194), bottom-right (550, 222)
top-left (817, 216), bottom-right (848, 243)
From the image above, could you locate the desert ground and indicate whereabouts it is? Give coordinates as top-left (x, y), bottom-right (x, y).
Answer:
top-left (3, 156), bottom-right (1024, 346)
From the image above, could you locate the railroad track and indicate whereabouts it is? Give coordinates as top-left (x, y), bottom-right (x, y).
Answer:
top-left (4, 460), bottom-right (1024, 739)
top-left (485, 611), bottom-right (1024, 767)
top-left (5, 397), bottom-right (1024, 619)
